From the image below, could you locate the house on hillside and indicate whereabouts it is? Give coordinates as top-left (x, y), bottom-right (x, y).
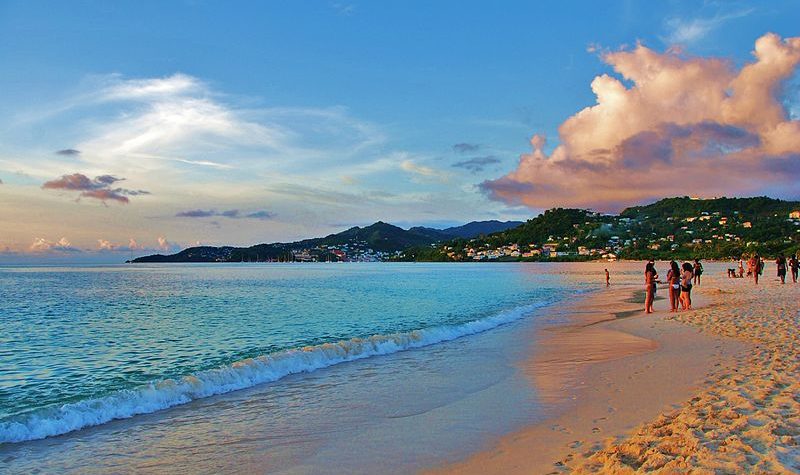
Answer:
top-left (790, 211), bottom-right (800, 219)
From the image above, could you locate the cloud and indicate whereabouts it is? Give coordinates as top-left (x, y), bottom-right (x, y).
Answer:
top-left (400, 160), bottom-right (449, 182)
top-left (55, 149), bottom-right (81, 156)
top-left (42, 173), bottom-right (150, 204)
top-left (30, 237), bottom-right (80, 253)
top-left (331, 3), bottom-right (355, 16)
top-left (97, 239), bottom-right (115, 250)
top-left (452, 155), bottom-right (502, 173)
top-left (68, 74), bottom-right (384, 176)
top-left (176, 209), bottom-right (274, 220)
top-left (483, 33), bottom-right (800, 212)
top-left (453, 143), bottom-right (480, 153)
top-left (663, 8), bottom-right (754, 45)
top-left (244, 210), bottom-right (275, 220)
top-left (157, 236), bottom-right (179, 252)
top-left (176, 209), bottom-right (216, 218)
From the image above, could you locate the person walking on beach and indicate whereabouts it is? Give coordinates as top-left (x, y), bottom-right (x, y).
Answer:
top-left (605, 268), bottom-right (610, 287)
top-left (644, 262), bottom-right (657, 314)
top-left (680, 262), bottom-right (694, 310)
top-left (667, 260), bottom-right (681, 312)
top-left (776, 254), bottom-right (787, 284)
top-left (738, 258), bottom-right (745, 278)
top-left (693, 259), bottom-right (703, 285)
top-left (790, 254), bottom-right (799, 283)
top-left (748, 254), bottom-right (761, 285)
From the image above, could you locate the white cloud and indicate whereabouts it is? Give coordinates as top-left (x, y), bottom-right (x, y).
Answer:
top-left (663, 8), bottom-right (754, 45)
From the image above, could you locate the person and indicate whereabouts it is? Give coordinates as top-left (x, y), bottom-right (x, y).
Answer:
top-left (790, 254), bottom-right (799, 283)
top-left (738, 258), bottom-right (745, 278)
top-left (666, 260), bottom-right (681, 312)
top-left (693, 259), bottom-right (703, 285)
top-left (776, 254), bottom-right (787, 284)
top-left (605, 268), bottom-right (610, 287)
top-left (748, 254), bottom-right (761, 285)
top-left (680, 262), bottom-right (694, 310)
top-left (644, 262), bottom-right (657, 314)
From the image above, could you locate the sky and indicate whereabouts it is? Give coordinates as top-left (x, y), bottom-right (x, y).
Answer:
top-left (1, 0), bottom-right (799, 262)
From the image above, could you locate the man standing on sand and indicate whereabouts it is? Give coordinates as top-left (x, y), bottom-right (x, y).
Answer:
top-left (738, 258), bottom-right (745, 278)
top-left (605, 269), bottom-right (610, 287)
top-left (790, 254), bottom-right (799, 283)
top-left (748, 254), bottom-right (761, 285)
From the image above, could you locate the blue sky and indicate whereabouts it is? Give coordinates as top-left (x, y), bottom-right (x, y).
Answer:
top-left (0, 1), bottom-right (799, 261)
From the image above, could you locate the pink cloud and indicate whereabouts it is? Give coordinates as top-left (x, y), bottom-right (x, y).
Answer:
top-left (483, 33), bottom-right (800, 212)
top-left (29, 237), bottom-right (79, 253)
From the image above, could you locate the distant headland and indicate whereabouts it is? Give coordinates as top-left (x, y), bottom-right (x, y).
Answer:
top-left (130, 197), bottom-right (800, 263)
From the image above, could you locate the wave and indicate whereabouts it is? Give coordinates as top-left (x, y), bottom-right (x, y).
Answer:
top-left (0, 299), bottom-right (554, 444)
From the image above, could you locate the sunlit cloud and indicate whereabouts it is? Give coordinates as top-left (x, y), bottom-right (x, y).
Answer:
top-left (400, 159), bottom-right (449, 182)
top-left (484, 33), bottom-right (800, 212)
top-left (29, 237), bottom-right (80, 253)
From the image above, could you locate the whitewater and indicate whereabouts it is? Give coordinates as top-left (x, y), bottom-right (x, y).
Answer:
top-left (0, 262), bottom-right (590, 451)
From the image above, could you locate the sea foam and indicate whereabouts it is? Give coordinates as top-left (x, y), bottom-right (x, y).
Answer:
top-left (0, 300), bottom-right (551, 443)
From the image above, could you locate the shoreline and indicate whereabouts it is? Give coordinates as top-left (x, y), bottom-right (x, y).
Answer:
top-left (429, 267), bottom-right (752, 474)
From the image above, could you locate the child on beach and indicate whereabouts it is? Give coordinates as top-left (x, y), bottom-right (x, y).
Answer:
top-left (605, 269), bottom-right (610, 287)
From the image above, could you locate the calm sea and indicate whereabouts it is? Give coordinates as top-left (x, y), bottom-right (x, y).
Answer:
top-left (0, 262), bottom-right (600, 473)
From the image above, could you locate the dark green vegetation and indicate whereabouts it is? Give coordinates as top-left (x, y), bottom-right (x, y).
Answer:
top-left (131, 197), bottom-right (800, 263)
top-left (130, 220), bottom-right (521, 263)
top-left (402, 197), bottom-right (800, 262)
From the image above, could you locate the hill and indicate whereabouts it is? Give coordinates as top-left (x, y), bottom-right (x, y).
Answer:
top-left (405, 197), bottom-right (800, 261)
top-left (130, 220), bottom-right (521, 263)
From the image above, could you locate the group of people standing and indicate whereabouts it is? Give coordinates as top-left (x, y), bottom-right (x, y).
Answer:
top-left (773, 254), bottom-right (799, 285)
top-left (738, 253), bottom-right (800, 285)
top-left (644, 259), bottom-right (702, 314)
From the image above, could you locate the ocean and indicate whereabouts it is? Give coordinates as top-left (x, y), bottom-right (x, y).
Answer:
top-left (0, 262), bottom-right (598, 473)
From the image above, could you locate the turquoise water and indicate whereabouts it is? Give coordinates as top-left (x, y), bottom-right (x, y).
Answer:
top-left (0, 262), bottom-right (578, 445)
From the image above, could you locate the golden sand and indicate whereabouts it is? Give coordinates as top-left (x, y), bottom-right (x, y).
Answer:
top-left (430, 265), bottom-right (799, 474)
top-left (571, 278), bottom-right (800, 474)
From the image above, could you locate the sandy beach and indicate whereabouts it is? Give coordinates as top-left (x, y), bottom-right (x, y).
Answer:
top-left (431, 262), bottom-right (799, 474)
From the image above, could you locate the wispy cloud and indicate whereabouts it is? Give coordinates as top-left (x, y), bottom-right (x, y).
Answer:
top-left (176, 208), bottom-right (275, 220)
top-left (331, 2), bottom-right (355, 16)
top-left (452, 155), bottom-right (501, 173)
top-left (55, 149), bottom-right (81, 156)
top-left (400, 159), bottom-right (449, 182)
top-left (453, 143), bottom-right (480, 153)
top-left (663, 8), bottom-right (754, 45)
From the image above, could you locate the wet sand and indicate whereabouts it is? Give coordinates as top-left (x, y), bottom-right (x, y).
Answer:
top-left (429, 263), bottom-right (794, 474)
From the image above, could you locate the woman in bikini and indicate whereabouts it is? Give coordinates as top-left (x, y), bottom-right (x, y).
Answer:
top-left (666, 260), bottom-right (681, 312)
top-left (680, 262), bottom-right (694, 310)
top-left (644, 262), bottom-right (657, 314)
